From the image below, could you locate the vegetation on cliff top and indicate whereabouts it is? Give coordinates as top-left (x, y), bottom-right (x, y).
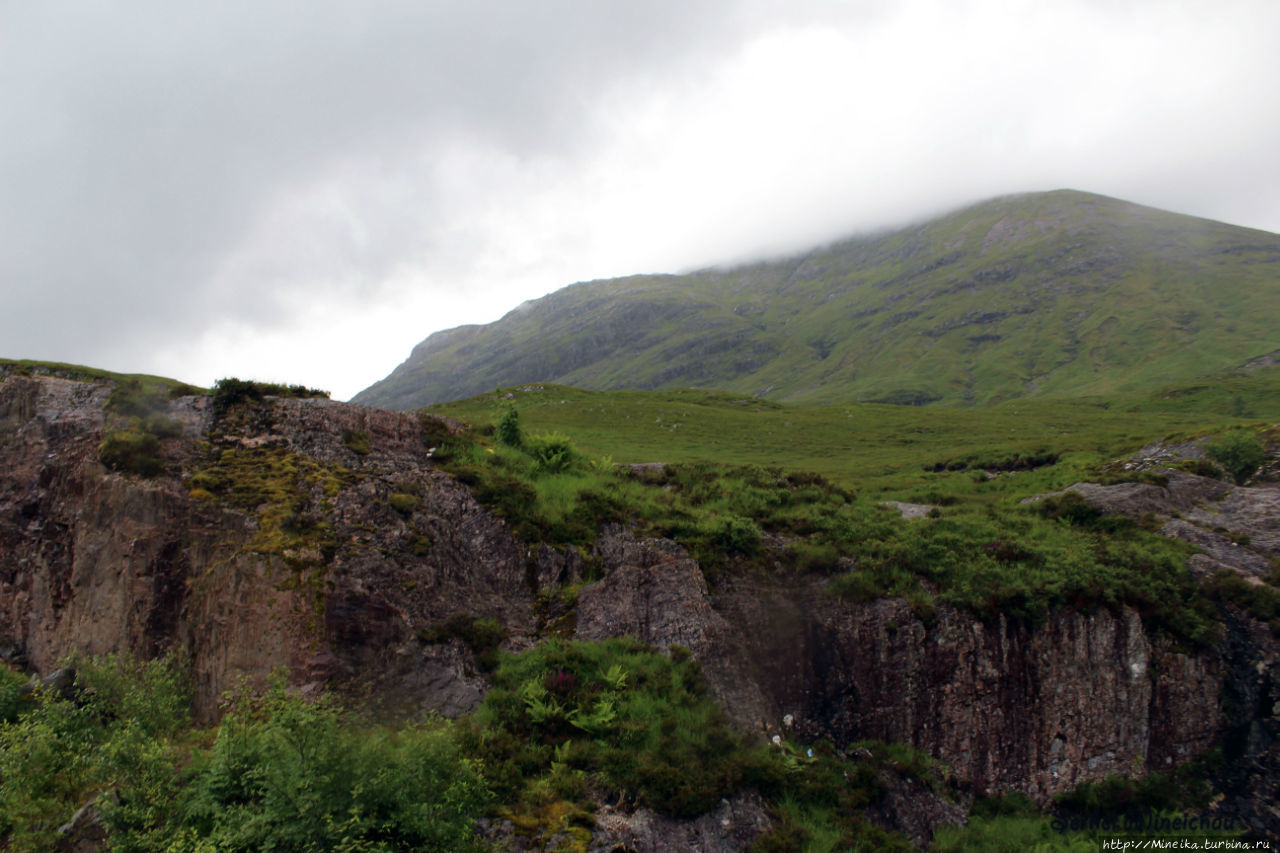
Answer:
top-left (422, 374), bottom-right (1280, 647)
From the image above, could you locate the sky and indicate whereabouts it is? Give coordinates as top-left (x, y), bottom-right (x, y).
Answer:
top-left (3, 1), bottom-right (1279, 400)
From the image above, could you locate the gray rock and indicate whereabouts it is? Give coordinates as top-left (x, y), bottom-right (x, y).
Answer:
top-left (588, 791), bottom-right (772, 853)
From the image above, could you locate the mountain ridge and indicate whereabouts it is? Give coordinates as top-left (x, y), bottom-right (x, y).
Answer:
top-left (355, 189), bottom-right (1280, 408)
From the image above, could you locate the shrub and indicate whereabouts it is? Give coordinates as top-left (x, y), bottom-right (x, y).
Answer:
top-left (0, 667), bottom-right (27, 725)
top-left (341, 428), bottom-right (371, 455)
top-left (99, 429), bottom-right (165, 477)
top-left (418, 612), bottom-right (507, 670)
top-left (0, 654), bottom-right (191, 851)
top-left (526, 431), bottom-right (578, 474)
top-left (1054, 764), bottom-right (1214, 818)
top-left (1208, 571), bottom-right (1280, 636)
top-left (1175, 458), bottom-right (1223, 478)
top-left (1204, 431), bottom-right (1265, 485)
top-left (140, 413), bottom-right (183, 438)
top-left (211, 377), bottom-right (329, 416)
top-left (176, 679), bottom-right (490, 852)
top-left (106, 378), bottom-right (167, 419)
top-left (465, 638), bottom-right (769, 818)
top-left (712, 515), bottom-right (762, 556)
top-left (387, 492), bottom-right (419, 516)
top-left (419, 414), bottom-right (471, 462)
top-left (1034, 491), bottom-right (1102, 526)
top-left (497, 406), bottom-right (523, 448)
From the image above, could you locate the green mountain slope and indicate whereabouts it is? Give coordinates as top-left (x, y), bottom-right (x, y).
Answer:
top-left (354, 190), bottom-right (1280, 409)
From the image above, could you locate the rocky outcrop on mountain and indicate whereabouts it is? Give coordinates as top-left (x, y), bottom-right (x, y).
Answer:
top-left (1025, 466), bottom-right (1280, 578)
top-left (1011, 452), bottom-right (1280, 835)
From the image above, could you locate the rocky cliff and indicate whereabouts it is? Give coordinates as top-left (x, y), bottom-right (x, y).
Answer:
top-left (580, 529), bottom-right (1234, 799)
top-left (0, 373), bottom-right (548, 719)
top-left (2, 372), bottom-right (1277, 844)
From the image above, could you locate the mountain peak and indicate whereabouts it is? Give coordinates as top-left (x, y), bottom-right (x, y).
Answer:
top-left (355, 191), bottom-right (1280, 408)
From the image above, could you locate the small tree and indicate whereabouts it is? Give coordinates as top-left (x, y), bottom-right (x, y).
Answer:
top-left (496, 406), bottom-right (523, 448)
top-left (1204, 431), bottom-right (1265, 485)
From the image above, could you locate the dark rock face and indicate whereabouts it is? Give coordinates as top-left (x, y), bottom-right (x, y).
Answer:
top-left (578, 529), bottom-right (1224, 804)
top-left (0, 375), bottom-right (536, 717)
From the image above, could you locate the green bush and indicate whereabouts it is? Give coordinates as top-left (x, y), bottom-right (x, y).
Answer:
top-left (140, 413), bottom-right (183, 438)
top-left (106, 378), bottom-right (168, 419)
top-left (211, 377), bottom-right (329, 416)
top-left (99, 429), bottom-right (166, 477)
top-left (1175, 458), bottom-right (1224, 478)
top-left (465, 638), bottom-right (771, 818)
top-left (387, 492), bottom-right (419, 516)
top-left (418, 612), bottom-right (508, 670)
top-left (176, 679), bottom-right (490, 852)
top-left (341, 428), bottom-right (371, 456)
top-left (1204, 431), bottom-right (1265, 485)
top-left (932, 815), bottom-right (1097, 851)
top-left (712, 515), bottom-right (763, 556)
top-left (496, 406), bottom-right (523, 448)
top-left (0, 656), bottom-right (492, 852)
top-left (1208, 571), bottom-right (1280, 636)
top-left (0, 654), bottom-right (191, 851)
top-left (1054, 760), bottom-right (1216, 818)
top-left (525, 431), bottom-right (578, 474)
top-left (0, 666), bottom-right (28, 724)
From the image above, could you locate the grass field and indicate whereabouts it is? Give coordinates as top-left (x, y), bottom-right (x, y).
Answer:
top-left (426, 366), bottom-right (1280, 495)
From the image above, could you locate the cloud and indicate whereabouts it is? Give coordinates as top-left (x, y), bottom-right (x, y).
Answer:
top-left (1, 2), bottom-right (768, 367)
top-left (2, 0), bottom-right (1278, 398)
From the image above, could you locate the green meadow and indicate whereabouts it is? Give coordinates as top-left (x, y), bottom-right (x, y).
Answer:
top-left (427, 367), bottom-right (1280, 494)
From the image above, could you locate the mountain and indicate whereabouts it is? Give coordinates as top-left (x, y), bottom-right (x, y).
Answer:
top-left (354, 189), bottom-right (1280, 409)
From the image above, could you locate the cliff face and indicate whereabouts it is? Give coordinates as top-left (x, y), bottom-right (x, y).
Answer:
top-left (577, 529), bottom-right (1230, 803)
top-left (1, 374), bottom-right (1276, 836)
top-left (0, 374), bottom-right (546, 718)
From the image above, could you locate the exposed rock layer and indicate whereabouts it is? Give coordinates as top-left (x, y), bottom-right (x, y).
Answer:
top-left (0, 375), bottom-right (538, 717)
top-left (579, 529), bottom-right (1229, 804)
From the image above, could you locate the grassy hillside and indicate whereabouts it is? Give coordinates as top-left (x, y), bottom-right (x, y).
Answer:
top-left (426, 367), bottom-right (1280, 493)
top-left (0, 358), bottom-right (205, 395)
top-left (357, 189), bottom-right (1280, 409)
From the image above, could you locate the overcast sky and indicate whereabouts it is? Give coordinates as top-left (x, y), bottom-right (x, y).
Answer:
top-left (3, 1), bottom-right (1278, 400)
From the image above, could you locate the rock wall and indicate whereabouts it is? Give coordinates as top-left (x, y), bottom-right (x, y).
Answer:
top-left (579, 528), bottom-right (1230, 804)
top-left (0, 375), bottom-right (538, 717)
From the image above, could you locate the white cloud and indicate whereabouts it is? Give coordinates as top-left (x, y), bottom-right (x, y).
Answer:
top-left (2, 0), bottom-right (1278, 399)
